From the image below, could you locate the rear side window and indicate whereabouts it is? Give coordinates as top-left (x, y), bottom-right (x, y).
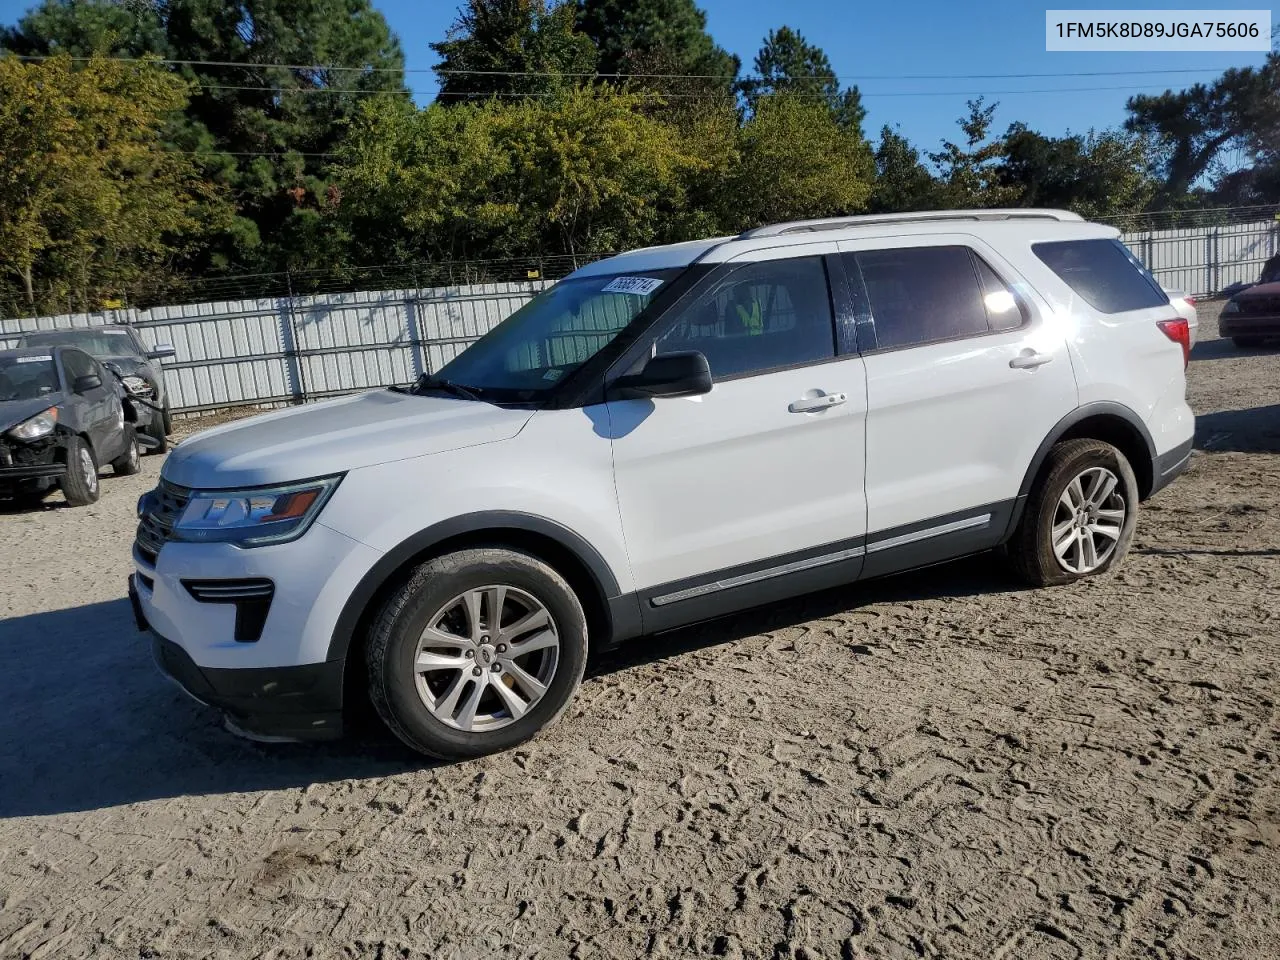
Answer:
top-left (1032, 238), bottom-right (1167, 313)
top-left (849, 246), bottom-right (1024, 351)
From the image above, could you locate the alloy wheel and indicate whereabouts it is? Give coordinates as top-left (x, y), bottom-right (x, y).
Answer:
top-left (1052, 466), bottom-right (1126, 574)
top-left (80, 448), bottom-right (98, 494)
top-left (413, 585), bottom-right (560, 732)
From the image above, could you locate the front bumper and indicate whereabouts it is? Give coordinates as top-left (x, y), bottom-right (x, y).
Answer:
top-left (0, 435), bottom-right (65, 489)
top-left (130, 574), bottom-right (345, 740)
top-left (1219, 312), bottom-right (1280, 339)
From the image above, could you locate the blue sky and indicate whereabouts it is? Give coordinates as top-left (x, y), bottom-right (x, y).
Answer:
top-left (1, 0), bottom-right (1271, 154)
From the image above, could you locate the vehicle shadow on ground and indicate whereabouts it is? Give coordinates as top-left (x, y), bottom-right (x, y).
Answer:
top-left (1194, 403), bottom-right (1280, 453)
top-left (1190, 338), bottom-right (1279, 363)
top-left (0, 554), bottom-right (1021, 818)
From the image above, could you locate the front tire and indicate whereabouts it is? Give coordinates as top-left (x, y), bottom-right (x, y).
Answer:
top-left (60, 437), bottom-right (100, 506)
top-left (365, 548), bottom-right (588, 760)
top-left (1007, 438), bottom-right (1138, 587)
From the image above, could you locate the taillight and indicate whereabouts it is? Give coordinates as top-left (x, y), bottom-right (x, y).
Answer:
top-left (1157, 318), bottom-right (1190, 369)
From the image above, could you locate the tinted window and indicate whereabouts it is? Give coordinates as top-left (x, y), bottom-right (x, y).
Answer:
top-left (852, 246), bottom-right (989, 350)
top-left (974, 257), bottom-right (1028, 332)
top-left (1032, 238), bottom-right (1167, 313)
top-left (61, 350), bottom-right (98, 384)
top-left (22, 328), bottom-right (138, 358)
top-left (655, 257), bottom-right (835, 378)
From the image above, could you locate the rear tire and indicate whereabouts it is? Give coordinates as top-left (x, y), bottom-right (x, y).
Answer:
top-left (111, 431), bottom-right (142, 476)
top-left (1007, 438), bottom-right (1138, 587)
top-left (60, 437), bottom-right (100, 506)
top-left (365, 547), bottom-right (588, 760)
top-left (1232, 336), bottom-right (1264, 349)
top-left (145, 417), bottom-right (168, 454)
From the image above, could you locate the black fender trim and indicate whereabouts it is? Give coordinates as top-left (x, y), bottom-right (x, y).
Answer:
top-left (325, 511), bottom-right (631, 665)
top-left (1004, 401), bottom-right (1158, 539)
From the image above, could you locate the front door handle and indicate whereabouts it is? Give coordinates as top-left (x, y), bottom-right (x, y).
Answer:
top-left (788, 392), bottom-right (848, 413)
top-left (1009, 350), bottom-right (1053, 370)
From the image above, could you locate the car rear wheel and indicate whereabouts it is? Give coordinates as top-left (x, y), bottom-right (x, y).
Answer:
top-left (1007, 438), bottom-right (1138, 587)
top-left (60, 437), bottom-right (100, 506)
top-left (111, 431), bottom-right (142, 476)
top-left (365, 547), bottom-right (588, 760)
top-left (1232, 336), bottom-right (1264, 349)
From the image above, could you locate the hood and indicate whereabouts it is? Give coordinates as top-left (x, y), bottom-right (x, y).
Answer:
top-left (0, 394), bottom-right (66, 434)
top-left (1234, 281), bottom-right (1280, 299)
top-left (100, 355), bottom-right (147, 374)
top-left (162, 388), bottom-right (535, 489)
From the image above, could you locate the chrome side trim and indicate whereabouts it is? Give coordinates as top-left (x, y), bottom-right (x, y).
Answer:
top-left (865, 513), bottom-right (992, 554)
top-left (651, 545), bottom-right (866, 607)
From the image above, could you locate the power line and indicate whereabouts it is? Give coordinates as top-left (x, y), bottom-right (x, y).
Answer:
top-left (11, 53), bottom-right (1243, 82)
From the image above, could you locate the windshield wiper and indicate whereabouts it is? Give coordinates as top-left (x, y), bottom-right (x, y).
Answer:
top-left (401, 375), bottom-right (485, 403)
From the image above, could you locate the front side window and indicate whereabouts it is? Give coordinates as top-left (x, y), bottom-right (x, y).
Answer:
top-left (1032, 238), bottom-right (1168, 313)
top-left (654, 256), bottom-right (836, 378)
top-left (434, 269), bottom-right (681, 400)
top-left (0, 355), bottom-right (60, 401)
top-left (61, 350), bottom-right (97, 383)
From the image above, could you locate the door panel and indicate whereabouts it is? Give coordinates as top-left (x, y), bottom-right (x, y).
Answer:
top-left (839, 235), bottom-right (1079, 536)
top-left (606, 247), bottom-right (868, 606)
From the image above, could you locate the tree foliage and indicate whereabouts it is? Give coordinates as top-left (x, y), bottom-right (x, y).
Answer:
top-left (431, 1), bottom-right (596, 101)
top-left (0, 54), bottom-right (231, 315)
top-left (999, 124), bottom-right (1155, 219)
top-left (741, 26), bottom-right (864, 134)
top-left (576, 0), bottom-right (737, 79)
top-left (928, 98), bottom-right (1019, 208)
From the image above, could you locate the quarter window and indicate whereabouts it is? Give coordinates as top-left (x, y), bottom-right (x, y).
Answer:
top-left (655, 257), bottom-right (836, 378)
top-left (849, 246), bottom-right (1026, 351)
top-left (1032, 238), bottom-right (1167, 313)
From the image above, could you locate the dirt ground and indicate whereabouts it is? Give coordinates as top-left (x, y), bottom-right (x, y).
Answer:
top-left (1, 303), bottom-right (1276, 960)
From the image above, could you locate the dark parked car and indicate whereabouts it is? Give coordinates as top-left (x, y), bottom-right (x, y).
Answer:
top-left (0, 346), bottom-right (140, 506)
top-left (1220, 280), bottom-right (1280, 347)
top-left (19, 325), bottom-right (176, 451)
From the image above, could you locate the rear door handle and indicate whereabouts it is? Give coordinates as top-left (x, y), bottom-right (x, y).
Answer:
top-left (1009, 351), bottom-right (1053, 370)
top-left (789, 392), bottom-right (848, 413)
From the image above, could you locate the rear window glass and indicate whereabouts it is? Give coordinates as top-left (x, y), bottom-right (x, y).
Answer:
top-left (1032, 238), bottom-right (1167, 313)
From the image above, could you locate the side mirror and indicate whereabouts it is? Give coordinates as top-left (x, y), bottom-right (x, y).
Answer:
top-left (611, 351), bottom-right (712, 400)
top-left (73, 374), bottom-right (103, 393)
top-left (147, 344), bottom-right (176, 360)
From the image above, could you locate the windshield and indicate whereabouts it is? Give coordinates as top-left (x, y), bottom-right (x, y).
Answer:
top-left (0, 356), bottom-right (61, 401)
top-left (431, 269), bottom-right (681, 400)
top-left (22, 328), bottom-right (136, 358)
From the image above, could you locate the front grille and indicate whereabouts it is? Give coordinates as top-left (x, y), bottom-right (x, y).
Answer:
top-left (135, 478), bottom-right (191, 564)
top-left (1239, 297), bottom-right (1280, 316)
top-left (0, 436), bottom-right (57, 469)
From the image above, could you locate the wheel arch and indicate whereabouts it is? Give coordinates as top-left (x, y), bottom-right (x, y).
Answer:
top-left (329, 512), bottom-right (636, 709)
top-left (1006, 402), bottom-right (1157, 537)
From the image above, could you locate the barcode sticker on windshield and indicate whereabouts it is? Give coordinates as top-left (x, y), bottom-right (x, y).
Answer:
top-left (16, 356), bottom-right (52, 363)
top-left (601, 276), bottom-right (663, 296)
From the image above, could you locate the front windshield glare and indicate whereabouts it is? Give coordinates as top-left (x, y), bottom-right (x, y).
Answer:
top-left (0, 357), bottom-right (60, 401)
top-left (434, 269), bottom-right (679, 398)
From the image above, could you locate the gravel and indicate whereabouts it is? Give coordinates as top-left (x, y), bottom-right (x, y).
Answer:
top-left (1, 302), bottom-right (1276, 959)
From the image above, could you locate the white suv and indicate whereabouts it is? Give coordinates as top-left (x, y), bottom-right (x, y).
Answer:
top-left (130, 210), bottom-right (1195, 758)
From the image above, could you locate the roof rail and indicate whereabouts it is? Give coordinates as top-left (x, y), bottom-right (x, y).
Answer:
top-left (738, 209), bottom-right (1084, 240)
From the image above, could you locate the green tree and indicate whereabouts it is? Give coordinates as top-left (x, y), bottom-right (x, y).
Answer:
top-left (1125, 54), bottom-right (1280, 205)
top-left (741, 26), bottom-right (864, 134)
top-left (3, 0), bottom-right (408, 276)
top-left (721, 93), bottom-right (874, 231)
top-left (576, 0), bottom-right (737, 80)
top-left (929, 98), bottom-right (1018, 208)
top-left (0, 54), bottom-right (231, 315)
top-left (431, 1), bottom-right (597, 102)
top-left (998, 123), bottom-right (1155, 218)
top-left (868, 125), bottom-right (939, 212)
top-left (332, 87), bottom-right (701, 266)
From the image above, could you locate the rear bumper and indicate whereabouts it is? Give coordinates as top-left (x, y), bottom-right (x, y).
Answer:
top-left (1149, 438), bottom-right (1193, 497)
top-left (130, 575), bottom-right (345, 741)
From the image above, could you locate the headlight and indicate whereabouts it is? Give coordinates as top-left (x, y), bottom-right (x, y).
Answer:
top-left (173, 475), bottom-right (343, 546)
top-left (121, 375), bottom-right (155, 398)
top-left (7, 407), bottom-right (57, 441)
top-left (1222, 300), bottom-right (1240, 314)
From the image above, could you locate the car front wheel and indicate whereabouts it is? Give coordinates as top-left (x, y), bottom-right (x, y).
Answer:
top-left (60, 437), bottom-right (100, 506)
top-left (365, 547), bottom-right (588, 760)
top-left (1007, 438), bottom-right (1139, 587)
